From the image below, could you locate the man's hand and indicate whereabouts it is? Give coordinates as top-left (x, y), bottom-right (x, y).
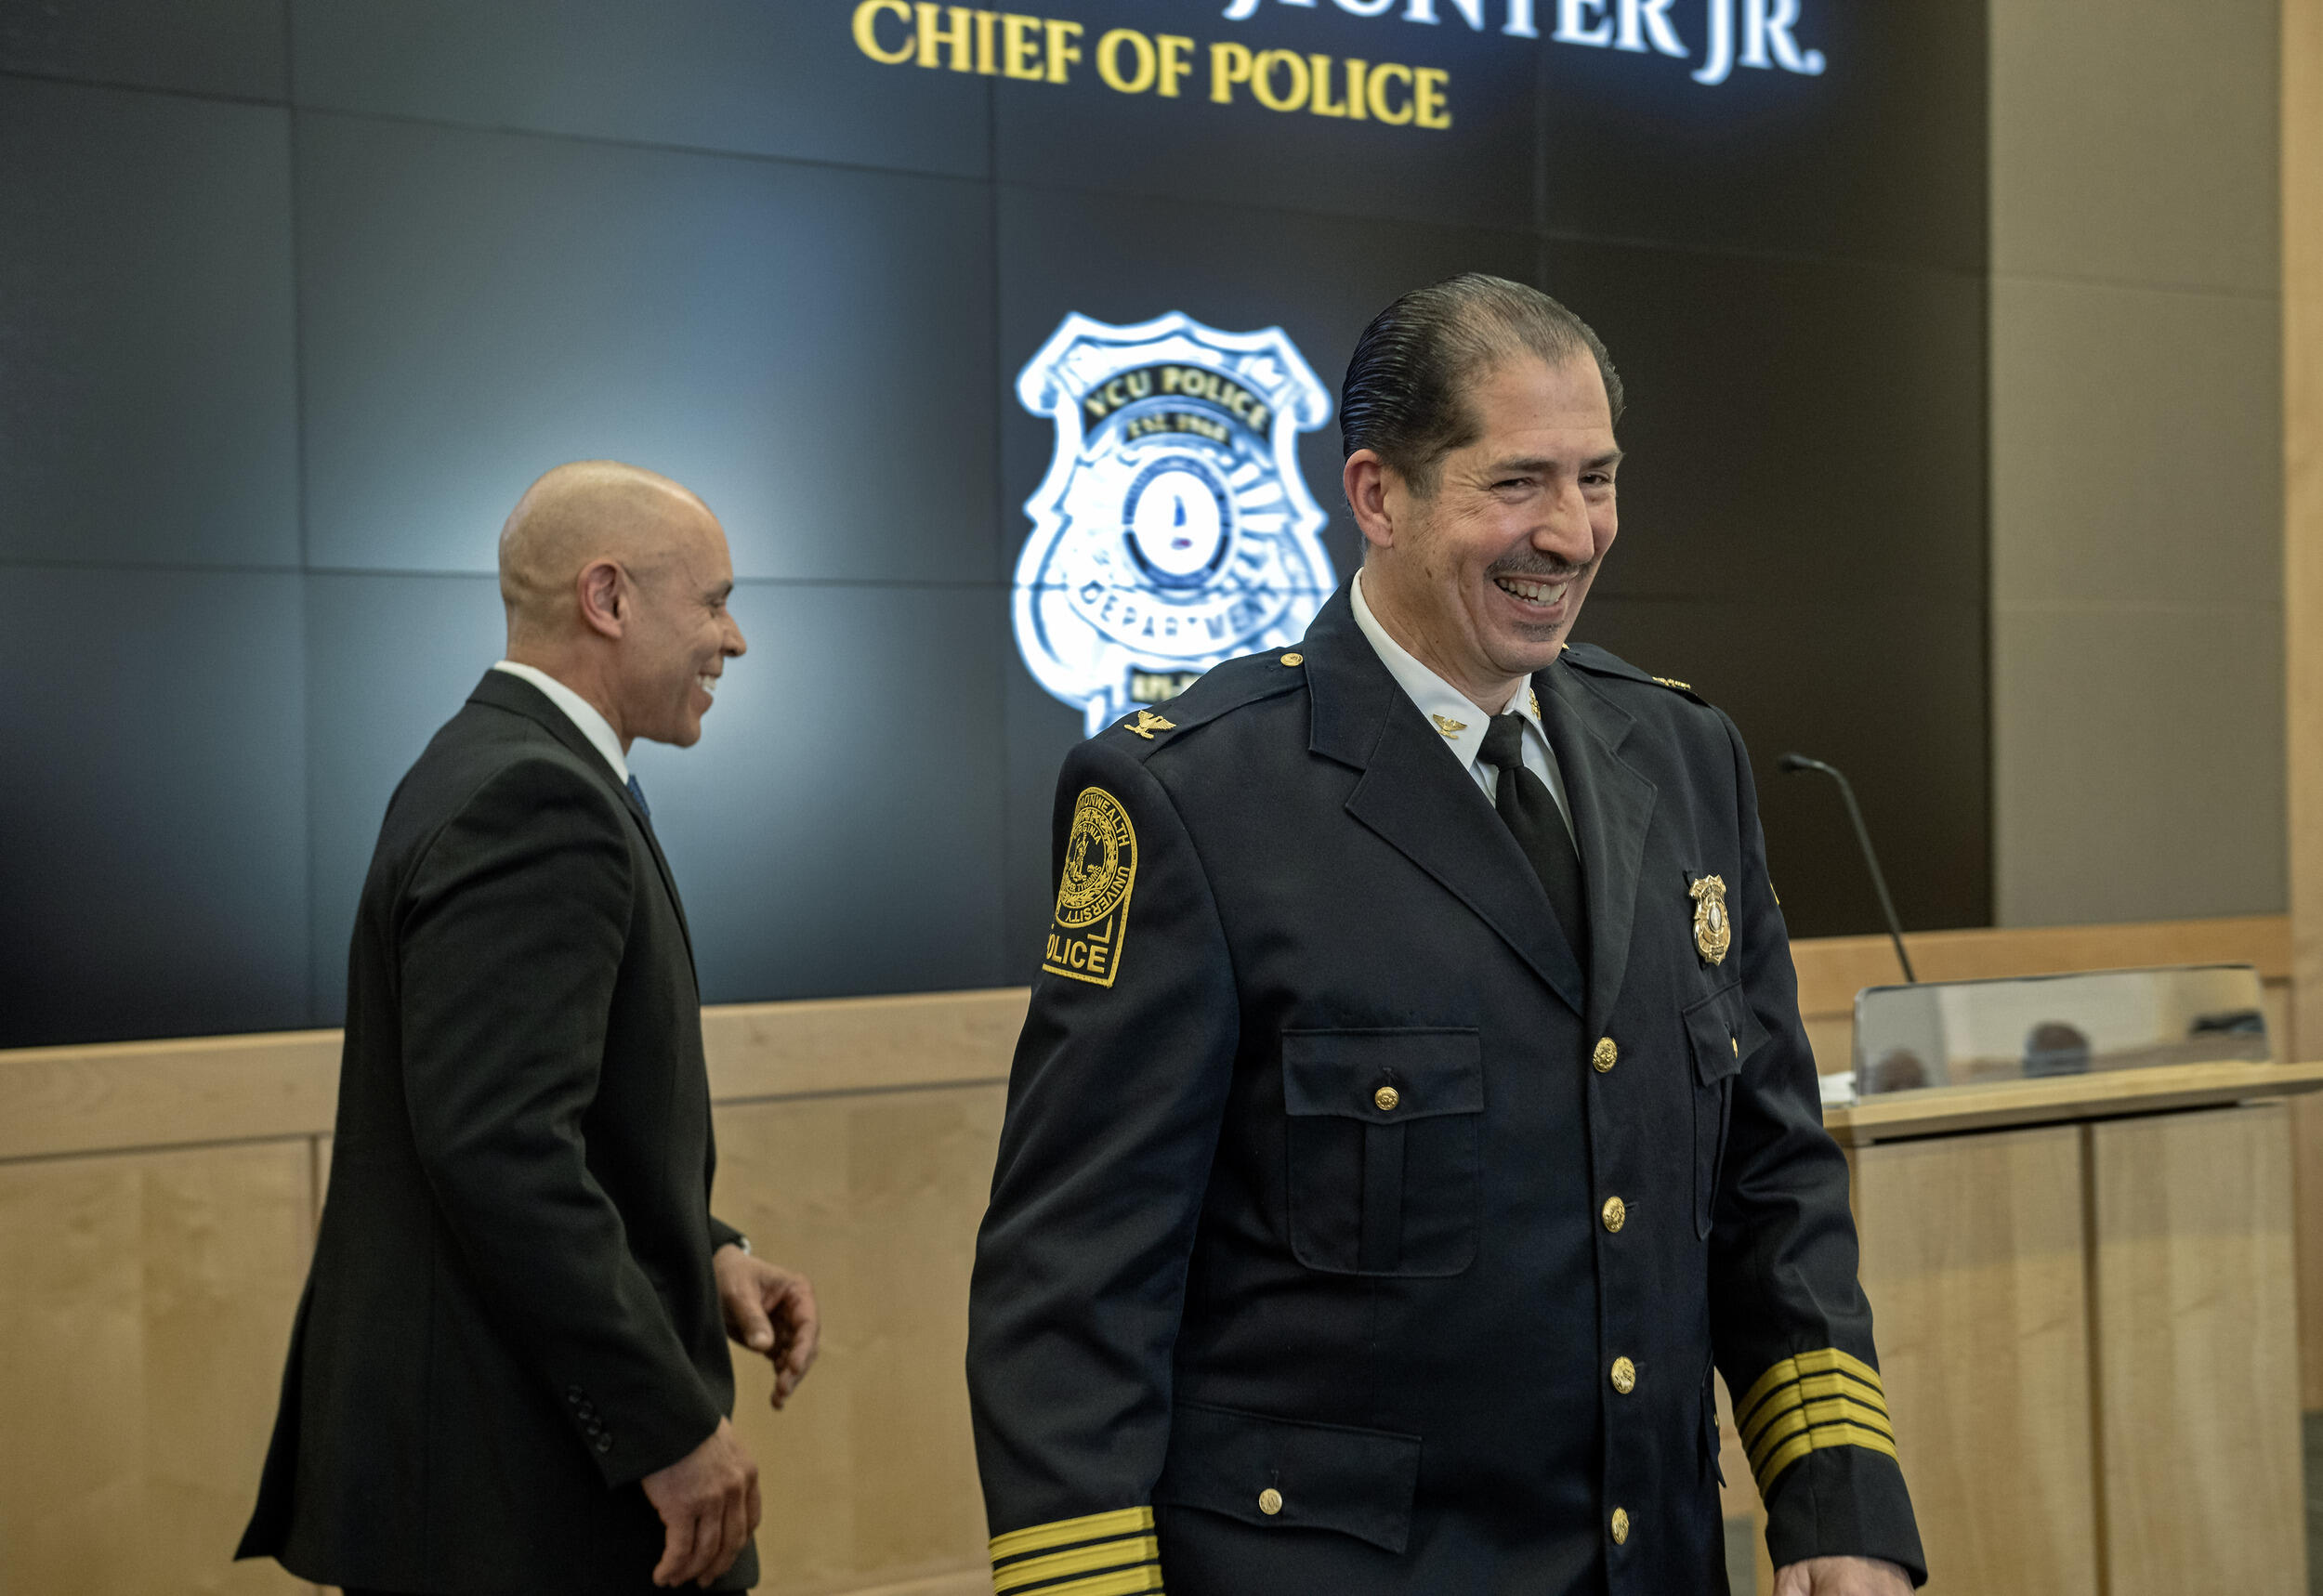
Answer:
top-left (714, 1243), bottom-right (820, 1408)
top-left (1774, 1555), bottom-right (1913, 1595)
top-left (640, 1418), bottom-right (759, 1589)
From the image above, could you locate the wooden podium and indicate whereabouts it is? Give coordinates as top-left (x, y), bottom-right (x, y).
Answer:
top-left (1816, 1061), bottom-right (2323, 1595)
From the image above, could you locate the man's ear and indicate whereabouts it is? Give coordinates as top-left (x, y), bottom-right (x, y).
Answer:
top-left (577, 559), bottom-right (627, 641)
top-left (1343, 451), bottom-right (1398, 555)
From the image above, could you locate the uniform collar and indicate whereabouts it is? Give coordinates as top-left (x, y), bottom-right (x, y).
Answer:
top-left (1350, 569), bottom-right (1548, 772)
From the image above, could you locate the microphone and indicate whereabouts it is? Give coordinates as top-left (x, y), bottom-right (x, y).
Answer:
top-left (1778, 752), bottom-right (1917, 984)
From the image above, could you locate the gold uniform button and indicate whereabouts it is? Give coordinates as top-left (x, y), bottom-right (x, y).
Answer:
top-left (1601, 1196), bottom-right (1626, 1234)
top-left (1610, 1506), bottom-right (1631, 1544)
top-left (1610, 1355), bottom-right (1636, 1394)
top-left (1280, 652), bottom-right (1304, 666)
top-left (1593, 1037), bottom-right (1619, 1073)
top-left (1373, 1085), bottom-right (1401, 1112)
top-left (1258, 1487), bottom-right (1283, 1516)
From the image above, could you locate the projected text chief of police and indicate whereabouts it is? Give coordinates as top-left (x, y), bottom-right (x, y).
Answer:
top-left (968, 277), bottom-right (1925, 1593)
top-left (239, 462), bottom-right (819, 1595)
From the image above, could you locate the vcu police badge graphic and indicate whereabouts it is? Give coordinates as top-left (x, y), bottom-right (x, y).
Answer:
top-left (1045, 787), bottom-right (1138, 987)
top-left (1015, 310), bottom-right (1337, 736)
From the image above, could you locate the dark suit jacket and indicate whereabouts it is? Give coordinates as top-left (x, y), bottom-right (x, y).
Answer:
top-left (240, 669), bottom-right (755, 1595)
top-left (966, 587), bottom-right (1924, 1594)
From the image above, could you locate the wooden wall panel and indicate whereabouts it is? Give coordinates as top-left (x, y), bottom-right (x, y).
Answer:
top-left (709, 1085), bottom-right (1007, 1596)
top-left (2283, 0), bottom-right (2323, 1412)
top-left (2091, 1105), bottom-right (2305, 1595)
top-left (0, 1142), bottom-right (316, 1595)
top-left (1849, 1125), bottom-right (2098, 1596)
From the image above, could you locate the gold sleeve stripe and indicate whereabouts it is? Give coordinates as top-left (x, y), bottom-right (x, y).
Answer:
top-left (1738, 1370), bottom-right (1889, 1450)
top-left (991, 1506), bottom-right (1155, 1563)
top-left (1745, 1396), bottom-right (1895, 1474)
top-left (1007, 1566), bottom-right (1165, 1596)
top-left (992, 1536), bottom-right (1161, 1593)
top-left (1735, 1347), bottom-right (1885, 1432)
top-left (1752, 1420), bottom-right (1901, 1494)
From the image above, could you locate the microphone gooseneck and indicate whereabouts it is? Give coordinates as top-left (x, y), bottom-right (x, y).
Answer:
top-left (1778, 752), bottom-right (1917, 984)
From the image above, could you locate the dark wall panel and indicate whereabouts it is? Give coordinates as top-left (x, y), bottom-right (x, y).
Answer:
top-left (1543, 239), bottom-right (1987, 609)
top-left (0, 0), bottom-right (284, 99)
top-left (289, 0), bottom-right (991, 177)
top-left (0, 569), bottom-right (308, 1046)
top-left (295, 112), bottom-right (998, 582)
top-left (1578, 595), bottom-right (1988, 937)
top-left (302, 572), bottom-right (505, 1018)
top-left (0, 79), bottom-right (297, 568)
top-left (632, 582), bottom-right (1011, 1004)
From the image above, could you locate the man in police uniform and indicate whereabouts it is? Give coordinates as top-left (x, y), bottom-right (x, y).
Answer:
top-left (966, 276), bottom-right (1924, 1594)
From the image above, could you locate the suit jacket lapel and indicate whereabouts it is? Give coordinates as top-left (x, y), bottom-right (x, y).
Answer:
top-left (466, 671), bottom-right (699, 972)
top-left (1537, 658), bottom-right (1657, 1035)
top-left (1306, 590), bottom-right (1587, 1016)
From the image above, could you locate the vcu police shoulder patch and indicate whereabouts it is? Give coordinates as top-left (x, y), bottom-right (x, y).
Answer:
top-left (1044, 787), bottom-right (1138, 988)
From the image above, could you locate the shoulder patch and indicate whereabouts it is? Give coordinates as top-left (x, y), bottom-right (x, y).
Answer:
top-left (1044, 786), bottom-right (1137, 988)
top-left (1099, 648), bottom-right (1306, 755)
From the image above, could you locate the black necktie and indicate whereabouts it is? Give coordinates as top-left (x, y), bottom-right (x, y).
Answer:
top-left (1477, 713), bottom-right (1588, 965)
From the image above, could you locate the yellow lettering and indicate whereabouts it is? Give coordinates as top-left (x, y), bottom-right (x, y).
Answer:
top-left (1308, 53), bottom-right (1346, 116)
top-left (1157, 34), bottom-right (1195, 97)
top-left (976, 8), bottom-right (999, 72)
top-left (1414, 66), bottom-right (1451, 128)
top-left (1367, 60), bottom-right (1413, 124)
top-left (1045, 933), bottom-right (1061, 961)
top-left (853, 0), bottom-right (916, 64)
top-left (1003, 13), bottom-right (1043, 78)
top-left (1069, 939), bottom-right (1090, 968)
top-left (1043, 18), bottom-right (1083, 82)
top-left (1251, 48), bottom-right (1308, 111)
top-left (1086, 942), bottom-right (1109, 975)
top-left (914, 3), bottom-right (974, 70)
top-left (1345, 58), bottom-right (1370, 120)
top-left (1249, 403), bottom-right (1270, 431)
top-left (1210, 40), bottom-right (1253, 102)
top-left (1097, 27), bottom-right (1157, 92)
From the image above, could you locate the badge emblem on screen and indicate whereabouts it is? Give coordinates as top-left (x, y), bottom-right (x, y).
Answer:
top-left (1015, 311), bottom-right (1337, 736)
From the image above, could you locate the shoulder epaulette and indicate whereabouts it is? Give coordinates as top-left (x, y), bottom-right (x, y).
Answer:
top-left (1097, 648), bottom-right (1308, 755)
top-left (1561, 642), bottom-right (1712, 707)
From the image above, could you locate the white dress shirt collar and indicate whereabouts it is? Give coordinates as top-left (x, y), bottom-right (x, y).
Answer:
top-left (491, 661), bottom-right (630, 784)
top-left (1350, 569), bottom-right (1548, 771)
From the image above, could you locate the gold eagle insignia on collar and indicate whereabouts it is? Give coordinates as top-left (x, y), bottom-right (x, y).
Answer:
top-left (1122, 710), bottom-right (1175, 739)
top-left (1430, 713), bottom-right (1468, 738)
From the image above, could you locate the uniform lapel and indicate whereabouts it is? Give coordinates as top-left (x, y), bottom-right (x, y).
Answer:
top-left (1536, 657), bottom-right (1657, 1035)
top-left (1305, 590), bottom-right (1588, 1016)
top-left (467, 671), bottom-right (699, 972)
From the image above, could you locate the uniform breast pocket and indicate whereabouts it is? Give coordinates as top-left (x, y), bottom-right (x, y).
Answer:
top-left (1681, 984), bottom-right (1767, 1238)
top-left (1280, 1028), bottom-right (1483, 1277)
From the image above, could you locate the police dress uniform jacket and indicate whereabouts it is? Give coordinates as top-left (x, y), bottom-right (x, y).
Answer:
top-left (239, 669), bottom-right (755, 1595)
top-left (965, 587), bottom-right (1925, 1595)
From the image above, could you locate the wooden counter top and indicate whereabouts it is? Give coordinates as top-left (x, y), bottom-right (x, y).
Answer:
top-left (1824, 1058), bottom-right (2323, 1146)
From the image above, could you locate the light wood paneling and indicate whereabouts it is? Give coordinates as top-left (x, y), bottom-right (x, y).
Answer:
top-left (703, 990), bottom-right (1024, 1102)
top-left (1825, 1059), bottom-right (2323, 1147)
top-left (1850, 1125), bottom-right (2099, 1596)
top-left (0, 1030), bottom-right (341, 1162)
top-left (2283, 0), bottom-right (2323, 1413)
top-left (0, 1141), bottom-right (317, 1594)
top-left (710, 1085), bottom-right (1006, 1596)
top-left (2091, 1105), bottom-right (2305, 1595)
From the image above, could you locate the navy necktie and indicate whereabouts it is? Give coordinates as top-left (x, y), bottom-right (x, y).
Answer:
top-left (624, 773), bottom-right (651, 820)
top-left (1476, 713), bottom-right (1588, 969)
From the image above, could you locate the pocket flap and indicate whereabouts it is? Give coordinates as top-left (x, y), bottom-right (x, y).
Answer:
top-left (1682, 983), bottom-right (1767, 1085)
top-left (1155, 1402), bottom-right (1423, 1554)
top-left (1281, 1028), bottom-right (1482, 1123)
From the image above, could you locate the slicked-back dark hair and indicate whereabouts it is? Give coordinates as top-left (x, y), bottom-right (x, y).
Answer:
top-left (1339, 274), bottom-right (1622, 494)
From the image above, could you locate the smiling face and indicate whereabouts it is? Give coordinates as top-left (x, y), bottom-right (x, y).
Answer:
top-left (1346, 352), bottom-right (1621, 712)
top-left (613, 506), bottom-right (746, 749)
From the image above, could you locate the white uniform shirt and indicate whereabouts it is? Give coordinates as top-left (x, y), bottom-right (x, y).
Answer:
top-left (491, 661), bottom-right (631, 784)
top-left (1349, 569), bottom-right (1576, 840)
